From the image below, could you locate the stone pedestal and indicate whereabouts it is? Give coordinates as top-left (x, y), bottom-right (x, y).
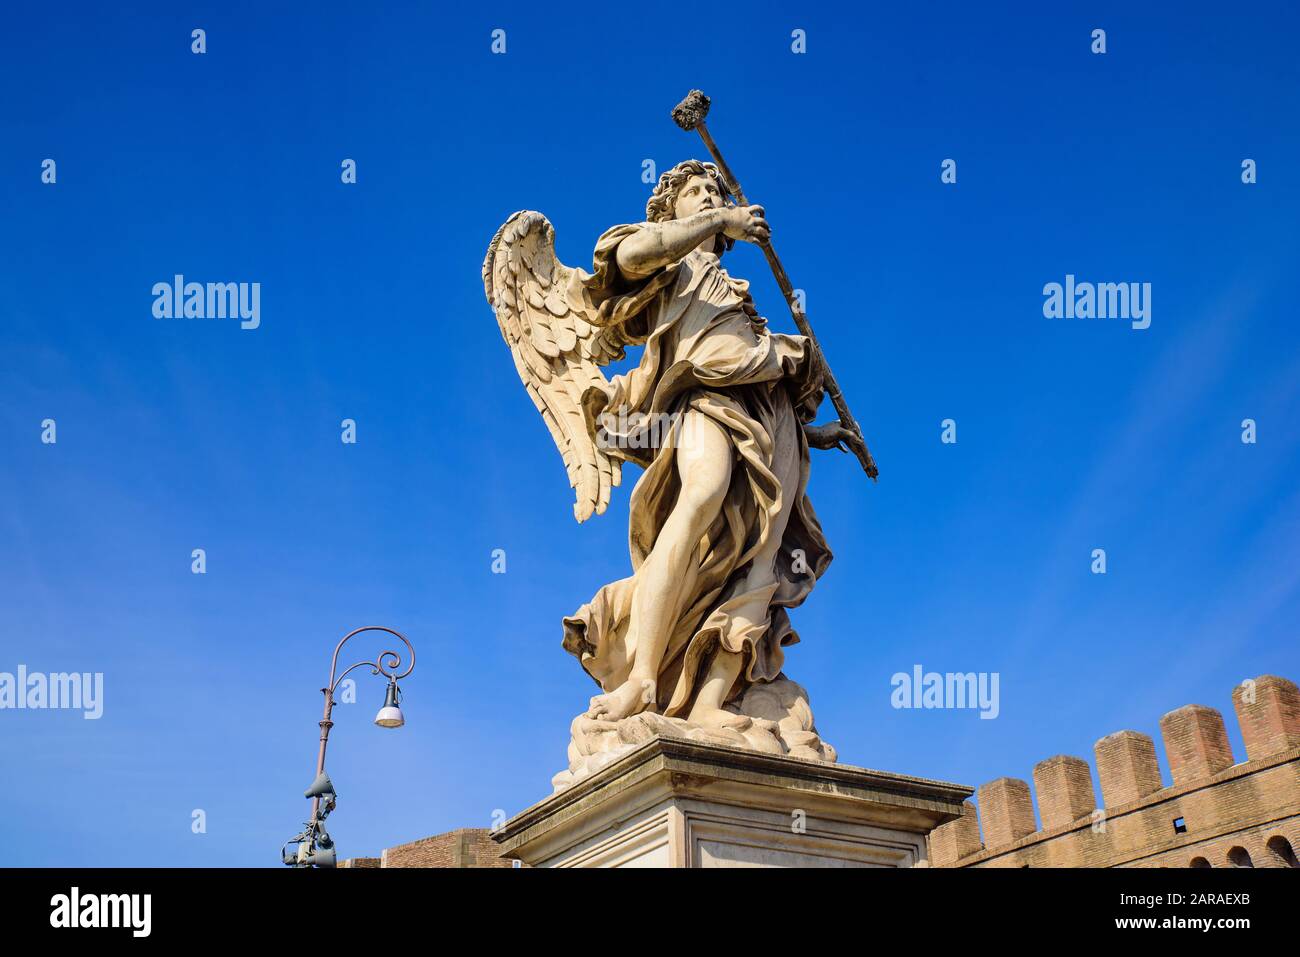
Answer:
top-left (492, 736), bottom-right (972, 868)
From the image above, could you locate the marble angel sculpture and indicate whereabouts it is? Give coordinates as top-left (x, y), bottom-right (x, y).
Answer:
top-left (483, 160), bottom-right (856, 779)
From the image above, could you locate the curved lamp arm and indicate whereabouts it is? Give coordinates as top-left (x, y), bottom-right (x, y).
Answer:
top-left (326, 626), bottom-right (415, 698)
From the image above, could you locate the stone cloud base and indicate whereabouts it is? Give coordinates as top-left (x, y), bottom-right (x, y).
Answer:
top-left (492, 736), bottom-right (972, 868)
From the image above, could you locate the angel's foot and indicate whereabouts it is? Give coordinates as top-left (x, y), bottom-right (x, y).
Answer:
top-left (687, 706), bottom-right (753, 731)
top-left (586, 677), bottom-right (655, 722)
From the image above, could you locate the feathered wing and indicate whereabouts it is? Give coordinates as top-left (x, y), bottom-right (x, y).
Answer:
top-left (482, 210), bottom-right (626, 522)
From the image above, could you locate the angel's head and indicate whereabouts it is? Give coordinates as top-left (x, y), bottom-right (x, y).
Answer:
top-left (646, 159), bottom-right (735, 252)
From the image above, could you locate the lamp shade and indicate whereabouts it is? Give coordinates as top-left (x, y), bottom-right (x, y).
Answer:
top-left (374, 681), bottom-right (404, 728)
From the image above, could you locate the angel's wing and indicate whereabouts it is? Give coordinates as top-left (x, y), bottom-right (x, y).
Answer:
top-left (482, 210), bottom-right (625, 523)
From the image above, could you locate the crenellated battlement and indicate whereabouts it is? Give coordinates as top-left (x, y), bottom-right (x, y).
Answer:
top-left (930, 674), bottom-right (1300, 868)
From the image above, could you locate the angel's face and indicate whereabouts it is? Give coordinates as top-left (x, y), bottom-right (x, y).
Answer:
top-left (673, 174), bottom-right (725, 220)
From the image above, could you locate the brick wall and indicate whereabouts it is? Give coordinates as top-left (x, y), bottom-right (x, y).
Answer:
top-left (341, 828), bottom-right (514, 869)
top-left (929, 674), bottom-right (1300, 868)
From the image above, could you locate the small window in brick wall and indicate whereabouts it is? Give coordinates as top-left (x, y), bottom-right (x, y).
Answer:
top-left (1173, 817), bottom-right (1187, 834)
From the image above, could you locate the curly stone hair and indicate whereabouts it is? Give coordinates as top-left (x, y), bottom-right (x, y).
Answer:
top-left (645, 159), bottom-right (735, 252)
top-left (645, 159), bottom-right (733, 222)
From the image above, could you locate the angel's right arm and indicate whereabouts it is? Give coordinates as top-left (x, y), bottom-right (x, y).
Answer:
top-left (614, 210), bottom-right (729, 279)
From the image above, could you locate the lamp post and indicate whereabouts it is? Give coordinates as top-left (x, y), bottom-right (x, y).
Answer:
top-left (282, 625), bottom-right (415, 868)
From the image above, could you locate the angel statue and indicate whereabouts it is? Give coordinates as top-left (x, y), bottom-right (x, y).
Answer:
top-left (483, 160), bottom-right (857, 784)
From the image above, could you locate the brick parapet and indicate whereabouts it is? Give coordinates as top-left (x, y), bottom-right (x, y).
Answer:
top-left (341, 828), bottom-right (515, 869)
top-left (929, 674), bottom-right (1300, 868)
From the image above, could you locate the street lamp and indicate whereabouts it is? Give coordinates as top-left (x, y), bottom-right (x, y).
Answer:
top-left (281, 625), bottom-right (415, 868)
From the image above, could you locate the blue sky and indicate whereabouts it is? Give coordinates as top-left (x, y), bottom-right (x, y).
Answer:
top-left (1, 2), bottom-right (1297, 866)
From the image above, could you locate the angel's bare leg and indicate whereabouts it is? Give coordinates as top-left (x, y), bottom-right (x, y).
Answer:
top-left (586, 410), bottom-right (732, 722)
top-left (688, 393), bottom-right (803, 728)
